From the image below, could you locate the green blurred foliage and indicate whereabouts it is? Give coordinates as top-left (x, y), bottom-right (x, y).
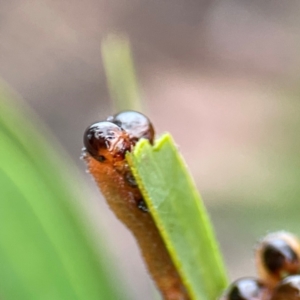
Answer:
top-left (0, 85), bottom-right (126, 300)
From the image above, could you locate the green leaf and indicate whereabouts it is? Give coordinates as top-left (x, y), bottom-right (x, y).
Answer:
top-left (0, 85), bottom-right (125, 300)
top-left (127, 134), bottom-right (228, 300)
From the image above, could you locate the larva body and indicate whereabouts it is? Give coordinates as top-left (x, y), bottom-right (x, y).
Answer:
top-left (83, 112), bottom-right (188, 300)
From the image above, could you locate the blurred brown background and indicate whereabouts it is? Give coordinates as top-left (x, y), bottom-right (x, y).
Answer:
top-left (1, 1), bottom-right (300, 299)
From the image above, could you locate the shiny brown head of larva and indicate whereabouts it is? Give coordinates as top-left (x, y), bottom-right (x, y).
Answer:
top-left (271, 275), bottom-right (300, 300)
top-left (107, 111), bottom-right (155, 144)
top-left (83, 121), bottom-right (132, 163)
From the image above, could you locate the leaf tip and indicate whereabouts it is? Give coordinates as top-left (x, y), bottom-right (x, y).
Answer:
top-left (131, 132), bottom-right (175, 156)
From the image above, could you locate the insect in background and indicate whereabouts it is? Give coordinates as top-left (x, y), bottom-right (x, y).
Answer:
top-left (83, 111), bottom-right (189, 300)
top-left (256, 232), bottom-right (300, 289)
top-left (221, 231), bottom-right (300, 300)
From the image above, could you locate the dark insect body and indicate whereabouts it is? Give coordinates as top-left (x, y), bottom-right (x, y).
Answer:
top-left (83, 111), bottom-right (188, 300)
top-left (221, 278), bottom-right (267, 300)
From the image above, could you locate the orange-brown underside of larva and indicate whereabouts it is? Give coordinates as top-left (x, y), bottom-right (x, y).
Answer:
top-left (85, 154), bottom-right (189, 300)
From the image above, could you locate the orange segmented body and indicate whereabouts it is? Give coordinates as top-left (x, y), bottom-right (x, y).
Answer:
top-left (83, 111), bottom-right (188, 300)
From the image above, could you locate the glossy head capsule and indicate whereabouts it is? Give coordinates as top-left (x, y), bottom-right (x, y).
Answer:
top-left (270, 275), bottom-right (300, 300)
top-left (221, 278), bottom-right (267, 300)
top-left (107, 111), bottom-right (155, 144)
top-left (256, 232), bottom-right (300, 287)
top-left (83, 121), bottom-right (132, 162)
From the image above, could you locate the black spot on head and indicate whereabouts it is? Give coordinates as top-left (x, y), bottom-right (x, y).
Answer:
top-left (98, 155), bottom-right (106, 162)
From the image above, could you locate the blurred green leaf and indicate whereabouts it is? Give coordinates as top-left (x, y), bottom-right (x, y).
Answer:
top-left (127, 134), bottom-right (228, 300)
top-left (101, 34), bottom-right (142, 111)
top-left (0, 85), bottom-right (125, 300)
